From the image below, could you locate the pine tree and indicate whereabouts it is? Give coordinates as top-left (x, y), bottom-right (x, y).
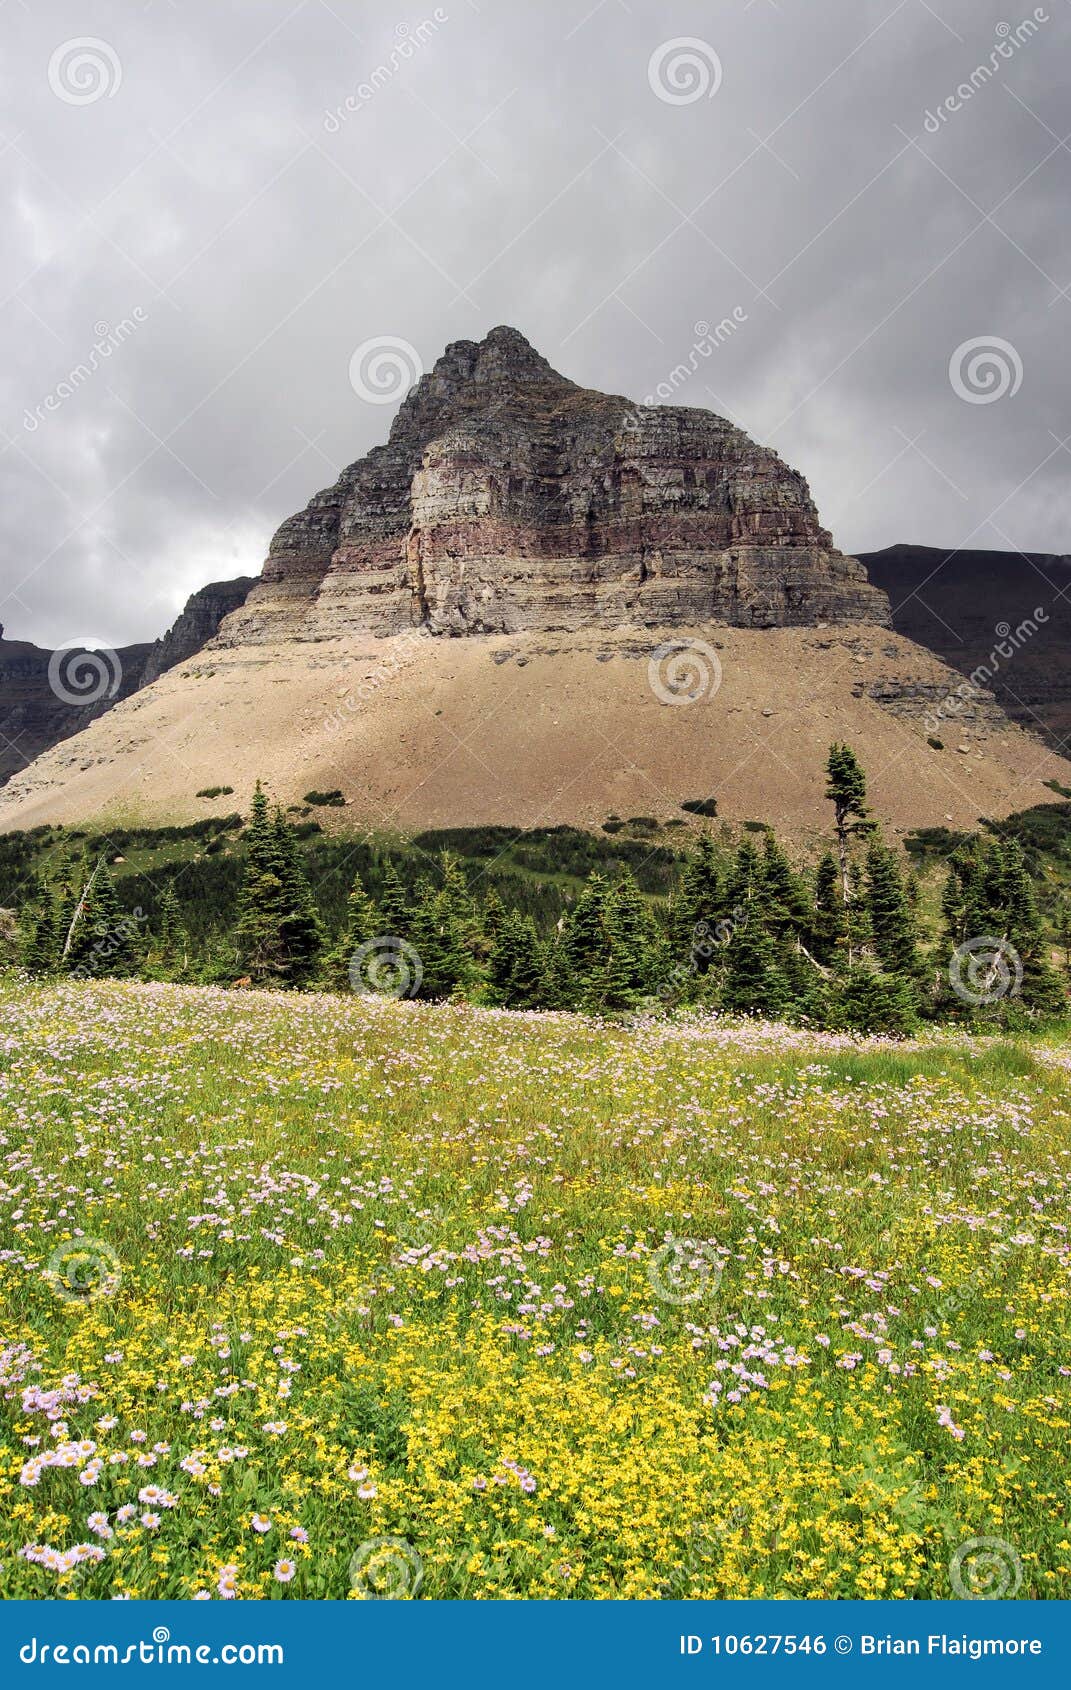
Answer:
top-left (66, 861), bottom-right (138, 979)
top-left (1055, 898), bottom-right (1071, 977)
top-left (760, 831), bottom-right (811, 942)
top-left (585, 873), bottom-right (660, 1012)
top-left (672, 832), bottom-right (723, 973)
top-left (722, 907), bottom-right (790, 1018)
top-left (721, 844), bottom-right (791, 1017)
top-left (994, 839), bottom-right (1064, 1013)
top-left (148, 883), bottom-right (187, 979)
top-left (271, 811), bottom-right (324, 987)
top-left (407, 871), bottom-right (475, 1001)
top-left (865, 838), bottom-right (923, 992)
top-left (19, 893), bottom-right (58, 975)
top-left (825, 743), bottom-right (875, 965)
top-left (378, 862), bottom-right (410, 939)
top-left (489, 910), bottom-right (544, 1008)
top-left (810, 851), bottom-right (846, 966)
top-left (560, 875), bottom-right (610, 990)
top-left (327, 868), bottom-right (378, 989)
top-left (835, 961), bottom-right (918, 1036)
top-left (234, 789), bottom-right (323, 986)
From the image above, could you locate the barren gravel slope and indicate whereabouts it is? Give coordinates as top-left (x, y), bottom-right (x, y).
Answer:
top-left (1, 624), bottom-right (1068, 843)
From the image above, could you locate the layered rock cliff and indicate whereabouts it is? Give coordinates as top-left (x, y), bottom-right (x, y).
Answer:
top-left (220, 326), bottom-right (889, 645)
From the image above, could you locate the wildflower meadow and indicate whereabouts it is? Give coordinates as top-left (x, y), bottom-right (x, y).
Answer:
top-left (1, 980), bottom-right (1068, 1600)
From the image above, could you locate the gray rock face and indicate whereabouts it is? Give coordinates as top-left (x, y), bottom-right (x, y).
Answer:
top-left (139, 576), bottom-right (256, 686)
top-left (0, 575), bottom-right (256, 787)
top-left (220, 326), bottom-right (890, 646)
top-left (0, 630), bottom-right (150, 788)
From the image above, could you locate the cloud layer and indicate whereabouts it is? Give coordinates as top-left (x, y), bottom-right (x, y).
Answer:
top-left (2, 0), bottom-right (1068, 647)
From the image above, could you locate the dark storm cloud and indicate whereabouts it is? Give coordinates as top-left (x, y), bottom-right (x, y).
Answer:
top-left (1, 0), bottom-right (1068, 647)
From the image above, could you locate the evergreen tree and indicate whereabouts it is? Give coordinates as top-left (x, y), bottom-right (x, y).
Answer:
top-left (489, 910), bottom-right (544, 1008)
top-left (407, 871), bottom-right (476, 1000)
top-left (19, 893), bottom-right (59, 975)
top-left (825, 743), bottom-right (875, 965)
top-left (147, 883), bottom-right (187, 979)
top-left (760, 831), bottom-right (811, 942)
top-left (378, 861), bottom-right (410, 939)
top-left (585, 872), bottom-right (660, 1012)
top-left (560, 875), bottom-right (610, 991)
top-left (865, 838), bottom-right (923, 991)
top-left (672, 832), bottom-right (723, 973)
top-left (327, 868), bottom-right (378, 989)
top-left (234, 788), bottom-right (323, 986)
top-left (66, 861), bottom-right (138, 979)
top-left (271, 811), bottom-right (324, 987)
top-left (722, 906), bottom-right (790, 1018)
top-left (810, 851), bottom-right (846, 966)
top-left (835, 961), bottom-right (918, 1036)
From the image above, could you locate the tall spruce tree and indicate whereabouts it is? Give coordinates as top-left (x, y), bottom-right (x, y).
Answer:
top-left (810, 851), bottom-right (847, 967)
top-left (235, 787), bottom-right (323, 986)
top-left (327, 868), bottom-right (378, 989)
top-left (865, 838), bottom-right (923, 992)
top-left (825, 743), bottom-right (875, 966)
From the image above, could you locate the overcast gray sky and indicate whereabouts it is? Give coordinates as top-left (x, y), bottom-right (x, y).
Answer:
top-left (2, 0), bottom-right (1069, 649)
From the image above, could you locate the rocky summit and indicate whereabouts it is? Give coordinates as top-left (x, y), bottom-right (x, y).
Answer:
top-left (221, 326), bottom-right (889, 645)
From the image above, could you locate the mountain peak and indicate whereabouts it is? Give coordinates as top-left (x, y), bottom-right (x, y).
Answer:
top-left (387, 326), bottom-right (573, 446)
